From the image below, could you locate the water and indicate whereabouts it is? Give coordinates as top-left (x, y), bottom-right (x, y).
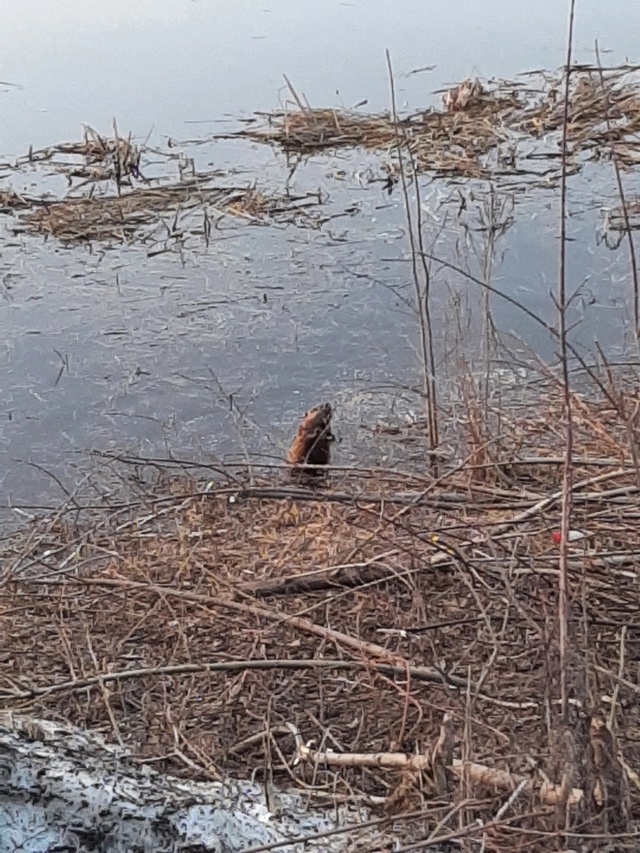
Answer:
top-left (0, 0), bottom-right (639, 514)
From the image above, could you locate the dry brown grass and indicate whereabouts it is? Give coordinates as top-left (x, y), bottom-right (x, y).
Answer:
top-left (232, 65), bottom-right (640, 182)
top-left (0, 188), bottom-right (32, 212)
top-left (3, 64), bottom-right (639, 248)
top-left (23, 124), bottom-right (141, 185)
top-left (245, 89), bottom-right (520, 180)
top-left (16, 181), bottom-right (325, 242)
top-left (520, 66), bottom-right (640, 166)
top-left (4, 122), bottom-right (326, 243)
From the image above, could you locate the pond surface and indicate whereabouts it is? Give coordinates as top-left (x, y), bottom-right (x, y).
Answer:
top-left (1, 0), bottom-right (639, 516)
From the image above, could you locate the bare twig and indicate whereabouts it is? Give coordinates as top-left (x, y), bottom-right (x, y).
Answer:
top-left (595, 41), bottom-right (640, 339)
top-left (557, 0), bottom-right (577, 725)
top-left (386, 49), bottom-right (439, 457)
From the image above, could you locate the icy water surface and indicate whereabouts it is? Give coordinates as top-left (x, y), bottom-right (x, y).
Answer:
top-left (1, 0), bottom-right (640, 514)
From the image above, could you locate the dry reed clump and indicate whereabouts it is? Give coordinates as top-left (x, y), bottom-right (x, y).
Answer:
top-left (3, 64), bottom-right (638, 247)
top-left (520, 66), bottom-right (640, 166)
top-left (276, 108), bottom-right (401, 152)
top-left (233, 65), bottom-right (640, 180)
top-left (246, 84), bottom-right (521, 179)
top-left (3, 124), bottom-right (326, 243)
top-left (16, 182), bottom-right (325, 242)
top-left (1, 388), bottom-right (640, 848)
top-left (23, 124), bottom-right (142, 185)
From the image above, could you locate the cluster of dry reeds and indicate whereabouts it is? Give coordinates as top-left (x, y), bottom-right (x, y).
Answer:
top-left (1, 121), bottom-right (327, 243)
top-left (22, 123), bottom-right (141, 187)
top-left (232, 64), bottom-right (640, 182)
top-left (1, 63), bottom-right (638, 248)
top-left (16, 181), bottom-right (323, 242)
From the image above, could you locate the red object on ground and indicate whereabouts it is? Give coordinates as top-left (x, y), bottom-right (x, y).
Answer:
top-left (552, 529), bottom-right (587, 544)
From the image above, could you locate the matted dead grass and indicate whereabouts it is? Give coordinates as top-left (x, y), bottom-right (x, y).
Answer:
top-left (16, 181), bottom-right (325, 242)
top-left (0, 188), bottom-right (32, 212)
top-left (4, 122), bottom-right (327, 243)
top-left (21, 124), bottom-right (141, 186)
top-left (230, 64), bottom-right (640, 181)
top-left (3, 63), bottom-right (640, 250)
top-left (2, 385), bottom-right (640, 847)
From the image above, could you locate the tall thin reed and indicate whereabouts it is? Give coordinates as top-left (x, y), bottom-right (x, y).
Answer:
top-left (385, 50), bottom-right (439, 459)
top-left (594, 40), bottom-right (640, 342)
top-left (557, 0), bottom-right (577, 727)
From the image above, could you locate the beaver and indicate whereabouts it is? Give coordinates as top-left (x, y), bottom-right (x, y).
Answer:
top-left (287, 403), bottom-right (334, 476)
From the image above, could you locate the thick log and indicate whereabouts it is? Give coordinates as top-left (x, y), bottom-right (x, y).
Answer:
top-left (0, 714), bottom-right (379, 853)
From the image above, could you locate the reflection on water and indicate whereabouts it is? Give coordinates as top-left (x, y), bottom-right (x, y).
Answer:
top-left (0, 0), bottom-right (639, 512)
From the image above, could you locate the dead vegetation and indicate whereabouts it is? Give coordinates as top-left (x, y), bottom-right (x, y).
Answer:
top-left (1, 123), bottom-right (328, 244)
top-left (1, 63), bottom-right (638, 246)
top-left (520, 65), bottom-right (640, 166)
top-left (15, 180), bottom-right (325, 243)
top-left (609, 196), bottom-right (640, 231)
top-left (0, 188), bottom-right (31, 213)
top-left (2, 57), bottom-right (640, 849)
top-left (21, 124), bottom-right (142, 187)
top-left (240, 91), bottom-right (520, 181)
top-left (2, 383), bottom-right (640, 849)
top-left (229, 64), bottom-right (640, 182)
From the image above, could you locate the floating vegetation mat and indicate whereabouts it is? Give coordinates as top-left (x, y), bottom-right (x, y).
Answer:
top-left (2, 64), bottom-right (640, 248)
top-left (21, 123), bottom-right (142, 185)
top-left (0, 188), bottom-right (31, 213)
top-left (224, 64), bottom-right (640, 183)
top-left (0, 122), bottom-right (329, 245)
top-left (2, 383), bottom-right (640, 849)
top-left (14, 180), bottom-right (326, 243)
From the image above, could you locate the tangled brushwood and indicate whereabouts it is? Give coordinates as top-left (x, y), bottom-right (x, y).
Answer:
top-left (2, 384), bottom-right (640, 849)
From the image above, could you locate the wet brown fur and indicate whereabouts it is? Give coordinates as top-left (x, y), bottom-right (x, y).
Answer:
top-left (287, 403), bottom-right (334, 475)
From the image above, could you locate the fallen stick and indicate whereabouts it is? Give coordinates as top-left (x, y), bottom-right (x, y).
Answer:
top-left (289, 725), bottom-right (583, 807)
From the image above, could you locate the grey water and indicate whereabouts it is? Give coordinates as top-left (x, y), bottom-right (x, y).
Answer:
top-left (0, 0), bottom-right (639, 515)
